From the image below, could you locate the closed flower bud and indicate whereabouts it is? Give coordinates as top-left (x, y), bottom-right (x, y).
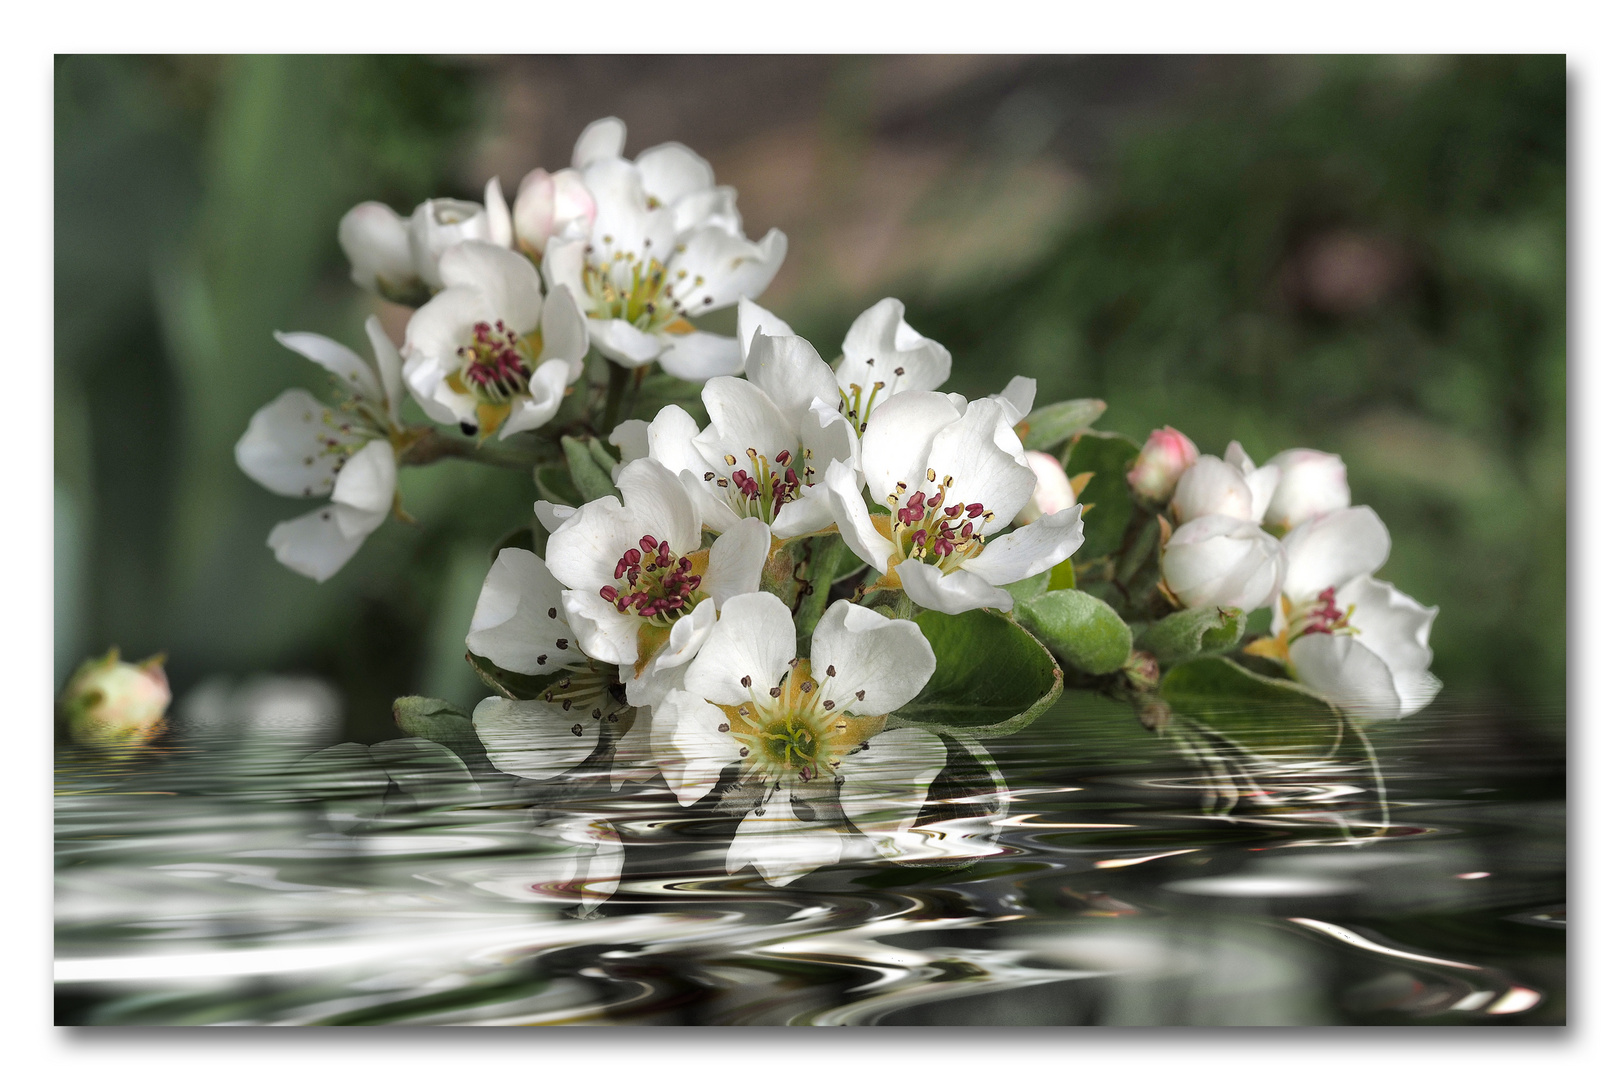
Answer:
top-left (60, 648), bottom-right (171, 751)
top-left (1128, 427), bottom-right (1199, 502)
top-left (338, 202), bottom-right (421, 304)
top-left (1015, 451), bottom-right (1079, 526)
top-left (1161, 514), bottom-right (1285, 611)
top-left (1170, 455), bottom-right (1255, 522)
top-left (512, 167), bottom-right (596, 257)
top-left (1262, 448), bottom-right (1351, 531)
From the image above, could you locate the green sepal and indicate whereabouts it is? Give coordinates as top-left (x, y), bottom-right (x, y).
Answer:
top-left (1012, 588), bottom-right (1134, 675)
top-left (890, 608), bottom-right (1064, 739)
top-left (393, 695), bottom-right (478, 755)
top-left (1064, 432), bottom-right (1141, 558)
top-left (1016, 398), bottom-right (1107, 451)
top-left (561, 435), bottom-right (618, 503)
top-left (1159, 656), bottom-right (1344, 756)
top-left (534, 463), bottom-right (583, 507)
top-left (465, 650), bottom-right (555, 701)
top-left (1135, 606), bottom-right (1249, 667)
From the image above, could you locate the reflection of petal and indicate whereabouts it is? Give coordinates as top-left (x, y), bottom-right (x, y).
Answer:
top-left (368, 737), bottom-right (480, 809)
top-left (727, 788), bottom-right (845, 887)
top-left (839, 728), bottom-right (948, 853)
top-left (471, 698), bottom-right (599, 781)
top-left (537, 817), bottom-right (625, 914)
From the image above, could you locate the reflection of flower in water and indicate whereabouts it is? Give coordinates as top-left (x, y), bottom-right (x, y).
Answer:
top-left (434, 816), bottom-right (625, 915)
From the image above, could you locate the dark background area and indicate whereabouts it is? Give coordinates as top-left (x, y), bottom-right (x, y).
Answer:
top-left (54, 55), bottom-right (1565, 742)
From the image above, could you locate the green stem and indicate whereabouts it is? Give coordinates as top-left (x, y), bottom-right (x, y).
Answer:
top-left (602, 362), bottom-right (631, 429)
top-left (397, 428), bottom-right (538, 472)
top-left (794, 536), bottom-right (848, 651)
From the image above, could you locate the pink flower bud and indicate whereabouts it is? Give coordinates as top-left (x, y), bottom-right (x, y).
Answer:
top-left (1015, 451), bottom-right (1078, 525)
top-left (60, 649), bottom-right (170, 752)
top-left (1128, 427), bottom-right (1199, 502)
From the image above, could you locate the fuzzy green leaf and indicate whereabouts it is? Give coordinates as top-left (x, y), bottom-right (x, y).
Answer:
top-left (392, 695), bottom-right (480, 759)
top-left (1017, 398), bottom-right (1108, 451)
top-left (890, 608), bottom-right (1063, 738)
top-left (561, 435), bottom-right (618, 503)
top-left (1013, 588), bottom-right (1134, 675)
top-left (1159, 657), bottom-right (1343, 755)
top-left (1136, 606), bottom-right (1249, 667)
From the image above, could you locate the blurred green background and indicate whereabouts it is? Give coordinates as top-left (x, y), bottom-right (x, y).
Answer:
top-left (54, 55), bottom-right (1565, 742)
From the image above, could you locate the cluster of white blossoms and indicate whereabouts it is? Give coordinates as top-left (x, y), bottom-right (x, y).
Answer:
top-left (221, 112), bottom-right (1442, 896)
top-left (1139, 428), bottom-right (1440, 720)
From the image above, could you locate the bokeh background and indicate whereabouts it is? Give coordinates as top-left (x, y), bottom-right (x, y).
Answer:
top-left (54, 55), bottom-right (1565, 743)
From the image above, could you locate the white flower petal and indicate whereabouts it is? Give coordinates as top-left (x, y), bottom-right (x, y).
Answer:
top-left (483, 176), bottom-right (513, 249)
top-left (700, 518), bottom-right (771, 607)
top-left (1264, 448), bottom-right (1352, 530)
top-left (533, 500), bottom-right (577, 533)
top-left (465, 548), bottom-right (573, 676)
top-left (608, 419), bottom-right (650, 471)
top-left (993, 375), bottom-right (1037, 424)
top-left (811, 600), bottom-right (936, 716)
top-left (672, 186), bottom-right (742, 236)
top-left (437, 240), bottom-right (542, 333)
top-left (737, 297), bottom-right (796, 369)
top-left (838, 728), bottom-right (948, 845)
top-left (896, 559), bottom-right (1014, 615)
top-left (837, 297), bottom-right (950, 398)
top-left (964, 504), bottom-right (1085, 585)
top-left (1290, 635), bottom-right (1403, 723)
top-left (695, 378), bottom-right (797, 469)
top-left (1336, 576), bottom-right (1440, 717)
top-left (744, 333), bottom-right (841, 421)
top-left (585, 157), bottom-right (675, 261)
top-left (538, 284), bottom-right (589, 368)
top-left (560, 589), bottom-right (641, 666)
top-left (573, 116), bottom-right (627, 169)
top-left (363, 316), bottom-right (405, 423)
top-left (923, 398), bottom-right (1036, 534)
top-left (1281, 506), bottom-right (1392, 601)
top-left (330, 440), bottom-right (396, 523)
top-left (408, 198), bottom-right (490, 290)
top-left (1161, 514), bottom-right (1285, 611)
top-left (546, 497), bottom-right (646, 592)
top-left (649, 690), bottom-right (737, 806)
top-left (635, 141), bottom-right (715, 205)
top-left (472, 697), bottom-right (598, 781)
top-left (859, 390), bottom-right (963, 502)
top-left (684, 591), bottom-right (796, 707)
top-left (666, 226), bottom-right (787, 314)
top-left (1171, 456), bottom-right (1255, 522)
top-left (770, 486), bottom-right (837, 538)
top-left (615, 459), bottom-right (703, 556)
top-left (266, 505), bottom-right (368, 582)
top-left (588, 317), bottom-right (666, 366)
top-left (502, 357), bottom-right (574, 437)
top-left (511, 168), bottom-right (556, 255)
top-left (338, 202), bottom-right (416, 298)
top-left (727, 788), bottom-right (845, 886)
top-left (659, 329), bottom-right (743, 381)
top-left (274, 331), bottom-right (383, 404)
top-left (235, 389), bottom-right (348, 498)
top-left (824, 459), bottom-right (894, 572)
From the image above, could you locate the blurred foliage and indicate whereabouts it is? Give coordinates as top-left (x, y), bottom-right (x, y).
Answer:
top-left (887, 56), bottom-right (1565, 720)
top-left (54, 55), bottom-right (1564, 742)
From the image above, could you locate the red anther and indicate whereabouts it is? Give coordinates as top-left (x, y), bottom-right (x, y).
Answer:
top-left (960, 522), bottom-right (973, 538)
top-left (910, 529), bottom-right (927, 549)
top-left (678, 557), bottom-right (692, 572)
top-left (599, 585), bottom-right (618, 603)
top-left (658, 540), bottom-right (670, 557)
top-left (784, 467), bottom-right (799, 488)
top-left (927, 490), bottom-right (944, 508)
top-left (640, 535), bottom-right (658, 553)
top-left (934, 537), bottom-right (955, 557)
top-left (776, 450), bottom-right (792, 465)
top-left (945, 503), bottom-right (963, 518)
top-left (907, 491), bottom-right (925, 510)
top-left (966, 503), bottom-right (984, 518)
top-left (615, 597), bottom-right (631, 612)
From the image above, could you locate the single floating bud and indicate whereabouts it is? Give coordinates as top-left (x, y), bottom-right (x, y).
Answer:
top-left (1128, 427), bottom-right (1200, 503)
top-left (60, 648), bottom-right (171, 752)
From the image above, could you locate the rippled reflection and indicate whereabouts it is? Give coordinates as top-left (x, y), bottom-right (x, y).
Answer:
top-left (55, 693), bottom-right (1563, 1026)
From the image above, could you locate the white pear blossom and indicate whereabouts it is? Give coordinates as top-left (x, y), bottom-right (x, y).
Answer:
top-left (1160, 513), bottom-right (1286, 611)
top-left (402, 240), bottom-right (588, 441)
top-left (235, 318), bottom-right (407, 581)
top-left (824, 391), bottom-right (1085, 615)
top-left (649, 593), bottom-right (940, 886)
top-left (542, 458), bottom-right (771, 705)
top-left (1170, 441), bottom-right (1278, 524)
top-left (542, 118), bottom-right (786, 382)
top-left (509, 167), bottom-right (596, 259)
top-left (338, 178), bottom-right (513, 304)
top-left (1261, 448), bottom-right (1352, 531)
top-left (1259, 506), bottom-right (1440, 720)
top-left (466, 547), bottom-right (652, 788)
top-left (826, 298), bottom-right (953, 436)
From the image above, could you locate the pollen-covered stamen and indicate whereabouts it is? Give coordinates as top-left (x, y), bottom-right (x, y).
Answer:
top-left (704, 445), bottom-right (806, 523)
top-left (883, 474), bottom-right (988, 572)
top-left (1288, 587), bottom-right (1358, 641)
top-left (601, 534), bottom-right (702, 623)
top-left (458, 320), bottom-right (533, 404)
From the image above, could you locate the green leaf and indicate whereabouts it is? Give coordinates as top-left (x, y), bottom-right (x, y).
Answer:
top-left (1012, 589), bottom-right (1133, 675)
top-left (1017, 398), bottom-right (1108, 450)
top-left (465, 651), bottom-right (555, 701)
top-left (1064, 432), bottom-right (1140, 559)
top-left (586, 436), bottom-right (620, 476)
top-left (561, 435), bottom-right (618, 503)
top-left (1004, 571), bottom-right (1051, 603)
top-left (1048, 558), bottom-right (1076, 592)
top-left (1135, 606), bottom-right (1248, 667)
top-left (393, 695), bottom-right (478, 752)
top-left (891, 608), bottom-right (1063, 738)
top-left (534, 463), bottom-right (583, 507)
top-left (1159, 657), bottom-right (1343, 755)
